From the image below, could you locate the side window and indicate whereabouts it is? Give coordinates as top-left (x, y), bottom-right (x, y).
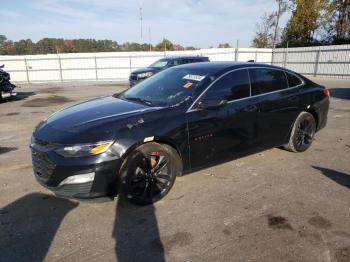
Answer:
top-left (202, 69), bottom-right (250, 101)
top-left (168, 60), bottom-right (179, 67)
top-left (249, 68), bottom-right (288, 95)
top-left (286, 72), bottom-right (302, 87)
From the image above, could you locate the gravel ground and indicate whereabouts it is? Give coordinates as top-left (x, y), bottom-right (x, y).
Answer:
top-left (0, 78), bottom-right (349, 262)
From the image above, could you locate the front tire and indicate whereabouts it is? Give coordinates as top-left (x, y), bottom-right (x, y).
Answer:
top-left (118, 142), bottom-right (182, 205)
top-left (284, 112), bottom-right (316, 152)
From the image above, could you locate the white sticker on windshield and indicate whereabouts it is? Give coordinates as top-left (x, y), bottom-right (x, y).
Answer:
top-left (182, 74), bottom-right (206, 82)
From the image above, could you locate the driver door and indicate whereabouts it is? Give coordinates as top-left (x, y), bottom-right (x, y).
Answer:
top-left (186, 69), bottom-right (258, 168)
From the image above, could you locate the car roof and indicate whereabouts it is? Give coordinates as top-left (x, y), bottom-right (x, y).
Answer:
top-left (160, 56), bottom-right (208, 61)
top-left (173, 61), bottom-right (290, 75)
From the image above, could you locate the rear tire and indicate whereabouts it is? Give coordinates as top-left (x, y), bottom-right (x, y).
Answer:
top-left (118, 142), bottom-right (182, 205)
top-left (284, 112), bottom-right (316, 153)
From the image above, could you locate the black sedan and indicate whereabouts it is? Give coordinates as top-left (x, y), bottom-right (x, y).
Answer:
top-left (129, 56), bottom-right (209, 87)
top-left (30, 62), bottom-right (329, 205)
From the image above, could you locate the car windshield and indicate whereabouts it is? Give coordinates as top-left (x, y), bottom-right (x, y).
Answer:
top-left (149, 59), bottom-right (169, 69)
top-left (118, 68), bottom-right (210, 107)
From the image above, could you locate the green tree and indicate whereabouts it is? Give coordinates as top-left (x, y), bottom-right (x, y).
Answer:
top-left (185, 46), bottom-right (198, 50)
top-left (1, 41), bottom-right (16, 55)
top-left (0, 36), bottom-right (190, 55)
top-left (281, 0), bottom-right (332, 47)
top-left (218, 43), bottom-right (231, 48)
top-left (155, 38), bottom-right (174, 51)
top-left (0, 35), bottom-right (7, 55)
top-left (0, 35), bottom-right (16, 55)
top-left (14, 39), bottom-right (35, 55)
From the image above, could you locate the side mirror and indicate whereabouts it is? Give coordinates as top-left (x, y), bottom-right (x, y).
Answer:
top-left (0, 64), bottom-right (4, 69)
top-left (197, 98), bottom-right (227, 110)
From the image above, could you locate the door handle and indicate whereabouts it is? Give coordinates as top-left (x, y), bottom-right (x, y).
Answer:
top-left (244, 104), bottom-right (258, 112)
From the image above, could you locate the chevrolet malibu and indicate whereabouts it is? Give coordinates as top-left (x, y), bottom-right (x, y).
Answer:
top-left (30, 62), bottom-right (329, 205)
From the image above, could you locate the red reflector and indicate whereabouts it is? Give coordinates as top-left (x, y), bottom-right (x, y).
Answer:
top-left (323, 88), bottom-right (330, 97)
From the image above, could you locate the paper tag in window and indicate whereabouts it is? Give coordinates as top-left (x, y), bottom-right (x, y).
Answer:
top-left (183, 74), bottom-right (205, 81)
top-left (183, 82), bottom-right (193, 89)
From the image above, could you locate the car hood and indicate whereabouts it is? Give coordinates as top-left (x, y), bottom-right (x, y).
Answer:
top-left (47, 96), bottom-right (160, 130)
top-left (131, 67), bottom-right (161, 74)
top-left (34, 96), bottom-right (162, 144)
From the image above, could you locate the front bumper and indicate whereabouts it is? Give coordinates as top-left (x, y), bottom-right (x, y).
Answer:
top-left (31, 146), bottom-right (121, 199)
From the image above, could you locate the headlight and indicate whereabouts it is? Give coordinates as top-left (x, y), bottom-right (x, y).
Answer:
top-left (55, 141), bottom-right (113, 158)
top-left (137, 72), bottom-right (153, 79)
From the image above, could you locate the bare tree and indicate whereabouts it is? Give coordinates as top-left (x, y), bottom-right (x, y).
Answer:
top-left (252, 13), bottom-right (276, 48)
top-left (252, 1), bottom-right (288, 48)
top-left (272, 0), bottom-right (289, 48)
top-left (333, 0), bottom-right (350, 40)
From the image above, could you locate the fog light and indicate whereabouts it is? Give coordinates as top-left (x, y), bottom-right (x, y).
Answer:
top-left (59, 172), bottom-right (95, 186)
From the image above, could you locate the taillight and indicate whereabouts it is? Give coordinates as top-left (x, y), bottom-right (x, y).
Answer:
top-left (323, 88), bottom-right (330, 97)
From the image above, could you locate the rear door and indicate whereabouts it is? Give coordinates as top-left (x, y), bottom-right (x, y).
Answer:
top-left (249, 68), bottom-right (302, 147)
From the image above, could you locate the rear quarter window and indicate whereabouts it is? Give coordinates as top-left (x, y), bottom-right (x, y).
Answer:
top-left (249, 68), bottom-right (288, 95)
top-left (286, 72), bottom-right (303, 87)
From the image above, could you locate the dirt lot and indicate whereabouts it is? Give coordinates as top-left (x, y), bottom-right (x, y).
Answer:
top-left (0, 78), bottom-right (349, 262)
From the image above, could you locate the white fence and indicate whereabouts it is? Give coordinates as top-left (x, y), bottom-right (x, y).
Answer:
top-left (0, 45), bottom-right (349, 83)
top-left (272, 45), bottom-right (350, 78)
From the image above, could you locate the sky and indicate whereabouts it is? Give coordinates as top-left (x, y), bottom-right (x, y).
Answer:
top-left (1, 0), bottom-right (291, 48)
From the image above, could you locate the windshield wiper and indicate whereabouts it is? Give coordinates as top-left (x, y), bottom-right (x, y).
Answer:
top-left (126, 97), bottom-right (153, 106)
top-left (170, 96), bottom-right (193, 107)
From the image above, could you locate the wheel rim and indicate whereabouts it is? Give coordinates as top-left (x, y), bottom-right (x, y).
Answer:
top-left (126, 152), bottom-right (172, 201)
top-left (296, 117), bottom-right (315, 149)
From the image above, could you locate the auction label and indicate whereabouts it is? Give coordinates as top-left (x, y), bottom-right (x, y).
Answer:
top-left (183, 74), bottom-right (205, 81)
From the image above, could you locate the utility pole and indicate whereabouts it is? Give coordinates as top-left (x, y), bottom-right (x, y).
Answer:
top-left (235, 39), bottom-right (239, 62)
top-left (139, 6), bottom-right (143, 42)
top-left (148, 27), bottom-right (152, 51)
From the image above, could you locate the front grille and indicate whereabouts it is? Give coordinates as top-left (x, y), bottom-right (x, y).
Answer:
top-left (31, 149), bottom-right (56, 181)
top-left (129, 74), bottom-right (138, 81)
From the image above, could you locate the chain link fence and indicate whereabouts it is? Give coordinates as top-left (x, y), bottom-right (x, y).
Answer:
top-left (0, 45), bottom-right (349, 83)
